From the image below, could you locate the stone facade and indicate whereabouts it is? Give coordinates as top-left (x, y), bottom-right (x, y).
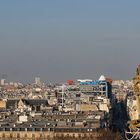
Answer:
top-left (0, 131), bottom-right (101, 139)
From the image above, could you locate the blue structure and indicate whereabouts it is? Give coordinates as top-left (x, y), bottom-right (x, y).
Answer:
top-left (79, 80), bottom-right (112, 99)
top-left (80, 80), bottom-right (102, 85)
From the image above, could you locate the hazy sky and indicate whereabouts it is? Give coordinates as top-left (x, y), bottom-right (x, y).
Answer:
top-left (0, 0), bottom-right (140, 83)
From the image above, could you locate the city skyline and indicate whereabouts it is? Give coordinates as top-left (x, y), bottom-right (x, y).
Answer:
top-left (0, 0), bottom-right (140, 82)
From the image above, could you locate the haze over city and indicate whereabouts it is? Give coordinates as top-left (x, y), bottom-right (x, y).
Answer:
top-left (0, 0), bottom-right (140, 83)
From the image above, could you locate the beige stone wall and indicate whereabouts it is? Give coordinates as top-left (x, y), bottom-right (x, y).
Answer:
top-left (0, 131), bottom-right (53, 139)
top-left (0, 100), bottom-right (6, 108)
top-left (0, 131), bottom-right (101, 139)
top-left (79, 104), bottom-right (98, 111)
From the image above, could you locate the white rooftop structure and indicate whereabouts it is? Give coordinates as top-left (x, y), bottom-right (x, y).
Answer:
top-left (77, 79), bottom-right (93, 82)
top-left (99, 75), bottom-right (106, 81)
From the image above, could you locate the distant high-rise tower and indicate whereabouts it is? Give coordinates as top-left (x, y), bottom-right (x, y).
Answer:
top-left (35, 77), bottom-right (41, 85)
top-left (0, 79), bottom-right (6, 86)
